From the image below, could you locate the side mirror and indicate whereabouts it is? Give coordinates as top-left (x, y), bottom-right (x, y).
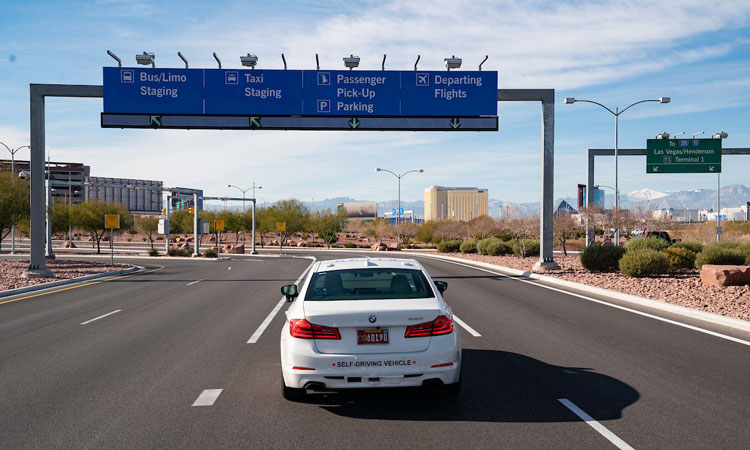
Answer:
top-left (281, 284), bottom-right (299, 302)
top-left (434, 280), bottom-right (448, 294)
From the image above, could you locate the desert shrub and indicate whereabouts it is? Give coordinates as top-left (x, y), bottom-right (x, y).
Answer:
top-left (512, 239), bottom-right (540, 257)
top-left (167, 247), bottom-right (192, 257)
top-left (619, 249), bottom-right (669, 278)
top-left (738, 243), bottom-right (750, 265)
top-left (580, 245), bottom-right (626, 272)
top-left (344, 242), bottom-right (356, 248)
top-left (477, 238), bottom-right (493, 255)
top-left (486, 239), bottom-right (513, 256)
top-left (437, 239), bottom-right (462, 253)
top-left (460, 239), bottom-right (477, 254)
top-left (127, 237), bottom-right (132, 242)
top-left (202, 248), bottom-right (218, 258)
top-left (662, 247), bottom-right (696, 270)
top-left (671, 241), bottom-right (703, 254)
top-left (141, 237), bottom-right (147, 242)
top-left (148, 248), bottom-right (159, 257)
top-left (695, 244), bottom-right (746, 269)
top-left (624, 236), bottom-right (669, 252)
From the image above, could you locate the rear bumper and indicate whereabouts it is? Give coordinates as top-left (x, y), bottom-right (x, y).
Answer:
top-left (281, 333), bottom-right (461, 390)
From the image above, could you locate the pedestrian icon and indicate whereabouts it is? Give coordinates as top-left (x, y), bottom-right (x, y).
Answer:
top-left (317, 72), bottom-right (330, 86)
top-left (416, 73), bottom-right (429, 86)
top-left (225, 71), bottom-right (239, 85)
top-left (317, 99), bottom-right (331, 113)
top-left (121, 70), bottom-right (134, 83)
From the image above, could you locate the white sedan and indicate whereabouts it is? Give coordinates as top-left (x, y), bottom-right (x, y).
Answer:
top-left (279, 257), bottom-right (461, 401)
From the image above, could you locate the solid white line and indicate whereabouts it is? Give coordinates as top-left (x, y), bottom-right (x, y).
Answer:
top-left (80, 309), bottom-right (122, 325)
top-left (558, 398), bottom-right (634, 450)
top-left (192, 389), bottom-right (223, 406)
top-left (435, 259), bottom-right (750, 347)
top-left (186, 279), bottom-right (202, 286)
top-left (247, 258), bottom-right (317, 344)
top-left (453, 315), bottom-right (481, 337)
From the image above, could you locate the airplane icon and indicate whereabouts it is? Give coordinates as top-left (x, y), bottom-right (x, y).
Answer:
top-left (416, 73), bottom-right (429, 86)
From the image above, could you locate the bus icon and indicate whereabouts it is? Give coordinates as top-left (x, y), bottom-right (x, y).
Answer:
top-left (121, 70), bottom-right (134, 83)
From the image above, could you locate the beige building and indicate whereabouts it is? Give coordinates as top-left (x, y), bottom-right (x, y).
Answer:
top-left (424, 186), bottom-right (489, 221)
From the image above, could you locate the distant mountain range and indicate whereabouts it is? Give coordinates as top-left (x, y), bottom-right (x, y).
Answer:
top-left (304, 185), bottom-right (750, 218)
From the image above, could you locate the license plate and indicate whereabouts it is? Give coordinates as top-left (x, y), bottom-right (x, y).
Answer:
top-left (357, 328), bottom-right (389, 345)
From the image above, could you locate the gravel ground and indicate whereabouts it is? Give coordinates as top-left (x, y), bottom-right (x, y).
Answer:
top-left (439, 253), bottom-right (750, 322)
top-left (0, 259), bottom-right (130, 292)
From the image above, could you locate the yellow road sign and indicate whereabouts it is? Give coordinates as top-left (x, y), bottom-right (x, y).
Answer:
top-left (214, 219), bottom-right (225, 232)
top-left (276, 222), bottom-right (286, 232)
top-left (104, 214), bottom-right (120, 229)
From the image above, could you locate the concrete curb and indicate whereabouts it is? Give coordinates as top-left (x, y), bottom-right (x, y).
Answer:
top-left (0, 265), bottom-right (142, 299)
top-left (405, 252), bottom-right (750, 333)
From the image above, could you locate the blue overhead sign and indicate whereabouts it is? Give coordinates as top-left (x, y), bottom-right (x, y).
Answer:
top-left (103, 67), bottom-right (497, 117)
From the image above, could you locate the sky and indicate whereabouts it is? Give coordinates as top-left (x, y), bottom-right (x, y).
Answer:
top-left (1, 0), bottom-right (749, 209)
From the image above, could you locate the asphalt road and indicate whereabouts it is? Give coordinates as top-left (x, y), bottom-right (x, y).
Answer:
top-left (0, 251), bottom-right (748, 449)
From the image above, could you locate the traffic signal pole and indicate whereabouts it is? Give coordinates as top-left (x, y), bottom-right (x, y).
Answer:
top-left (193, 192), bottom-right (200, 256)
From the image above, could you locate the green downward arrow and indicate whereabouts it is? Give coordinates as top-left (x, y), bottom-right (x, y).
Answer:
top-left (450, 118), bottom-right (461, 129)
top-left (349, 118), bottom-right (360, 129)
top-left (250, 117), bottom-right (261, 128)
top-left (150, 115), bottom-right (162, 127)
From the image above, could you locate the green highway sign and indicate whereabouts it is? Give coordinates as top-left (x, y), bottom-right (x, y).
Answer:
top-left (646, 138), bottom-right (721, 174)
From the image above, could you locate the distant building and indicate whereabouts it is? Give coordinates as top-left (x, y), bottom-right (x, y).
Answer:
top-left (424, 186), bottom-right (488, 221)
top-left (593, 187), bottom-right (605, 208)
top-left (555, 200), bottom-right (578, 216)
top-left (2, 159), bottom-right (90, 204)
top-left (87, 177), bottom-right (163, 213)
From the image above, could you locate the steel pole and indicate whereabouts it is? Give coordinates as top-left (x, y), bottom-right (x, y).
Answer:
top-left (165, 194), bottom-right (170, 255)
top-left (242, 191), bottom-right (246, 246)
top-left (614, 109), bottom-right (620, 246)
top-left (10, 152), bottom-right (15, 254)
top-left (193, 192), bottom-right (199, 256)
top-left (251, 199), bottom-right (257, 254)
top-left (716, 174), bottom-right (721, 242)
top-left (397, 175), bottom-right (401, 250)
top-left (45, 156), bottom-right (54, 259)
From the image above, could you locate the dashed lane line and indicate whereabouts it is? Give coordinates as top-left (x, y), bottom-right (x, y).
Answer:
top-left (80, 309), bottom-right (122, 325)
top-left (192, 389), bottom-right (223, 406)
top-left (186, 279), bottom-right (202, 286)
top-left (247, 258), bottom-right (317, 344)
top-left (453, 315), bottom-right (481, 337)
top-left (558, 398), bottom-right (635, 450)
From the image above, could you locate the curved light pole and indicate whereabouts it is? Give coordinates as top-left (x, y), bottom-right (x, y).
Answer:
top-left (1, 142), bottom-right (30, 254)
top-left (375, 168), bottom-right (423, 250)
top-left (566, 96), bottom-right (670, 246)
top-left (227, 181), bottom-right (261, 253)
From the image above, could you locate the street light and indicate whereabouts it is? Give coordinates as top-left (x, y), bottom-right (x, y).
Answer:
top-left (566, 95), bottom-right (670, 246)
top-left (227, 181), bottom-right (262, 254)
top-left (240, 54), bottom-right (258, 68)
top-left (1, 142), bottom-right (30, 254)
top-left (444, 55), bottom-right (462, 70)
top-left (343, 55), bottom-right (360, 70)
top-left (655, 132), bottom-right (670, 139)
top-left (136, 52), bottom-right (155, 68)
top-left (375, 168), bottom-right (423, 250)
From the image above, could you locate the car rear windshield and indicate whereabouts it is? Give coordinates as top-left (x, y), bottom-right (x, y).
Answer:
top-left (305, 268), bottom-right (435, 301)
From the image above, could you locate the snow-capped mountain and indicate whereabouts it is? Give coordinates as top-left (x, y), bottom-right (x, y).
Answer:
top-left (627, 188), bottom-right (669, 201)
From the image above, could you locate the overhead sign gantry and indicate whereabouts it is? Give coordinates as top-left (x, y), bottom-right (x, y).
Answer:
top-left (101, 67), bottom-right (499, 131)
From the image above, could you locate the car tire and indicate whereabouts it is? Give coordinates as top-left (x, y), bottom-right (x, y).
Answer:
top-left (443, 376), bottom-right (461, 397)
top-left (281, 376), bottom-right (305, 402)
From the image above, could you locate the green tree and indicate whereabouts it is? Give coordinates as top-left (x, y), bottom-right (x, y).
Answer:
top-left (265, 199), bottom-right (310, 245)
top-left (254, 207), bottom-right (272, 247)
top-left (0, 172), bottom-right (30, 250)
top-left (71, 200), bottom-right (133, 254)
top-left (415, 220), bottom-right (439, 243)
top-left (50, 200), bottom-right (74, 240)
top-left (135, 215), bottom-right (159, 249)
top-left (169, 209), bottom-right (193, 234)
top-left (312, 209), bottom-right (348, 248)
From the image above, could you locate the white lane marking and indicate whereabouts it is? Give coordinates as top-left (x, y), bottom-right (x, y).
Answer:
top-left (186, 279), bottom-right (202, 286)
top-left (436, 259), bottom-right (750, 348)
top-left (558, 398), bottom-right (634, 450)
top-left (80, 309), bottom-right (122, 325)
top-left (247, 258), bottom-right (317, 344)
top-left (192, 389), bottom-right (223, 406)
top-left (453, 315), bottom-right (481, 337)
top-left (228, 266), bottom-right (231, 270)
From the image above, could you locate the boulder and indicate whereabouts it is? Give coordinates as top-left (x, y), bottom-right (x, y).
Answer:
top-left (206, 235), bottom-right (216, 242)
top-left (387, 244), bottom-right (400, 251)
top-left (58, 240), bottom-right (77, 248)
top-left (297, 242), bottom-right (305, 247)
top-left (370, 242), bottom-right (387, 251)
top-left (700, 265), bottom-right (750, 287)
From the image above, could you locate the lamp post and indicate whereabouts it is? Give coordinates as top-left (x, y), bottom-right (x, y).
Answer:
top-left (688, 189), bottom-right (704, 225)
top-left (227, 181), bottom-right (261, 253)
top-left (566, 96), bottom-right (670, 246)
top-left (712, 131), bottom-right (728, 242)
top-left (1, 142), bottom-right (30, 254)
top-left (375, 168), bottom-right (423, 250)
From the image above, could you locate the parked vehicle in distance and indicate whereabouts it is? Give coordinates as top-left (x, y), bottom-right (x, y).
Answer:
top-left (279, 257), bottom-right (461, 401)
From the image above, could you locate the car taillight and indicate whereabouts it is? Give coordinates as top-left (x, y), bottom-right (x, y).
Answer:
top-left (404, 315), bottom-right (453, 338)
top-left (289, 319), bottom-right (341, 340)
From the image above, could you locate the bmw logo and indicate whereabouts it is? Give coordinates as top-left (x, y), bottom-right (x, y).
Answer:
top-left (368, 315), bottom-right (377, 324)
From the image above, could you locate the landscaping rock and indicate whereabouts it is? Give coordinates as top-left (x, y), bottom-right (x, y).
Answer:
top-left (700, 265), bottom-right (750, 287)
top-left (58, 240), bottom-right (77, 248)
top-left (370, 243), bottom-right (387, 251)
